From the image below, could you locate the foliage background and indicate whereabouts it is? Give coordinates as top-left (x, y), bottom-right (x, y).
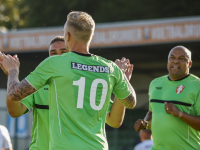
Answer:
top-left (1, 0), bottom-right (200, 29)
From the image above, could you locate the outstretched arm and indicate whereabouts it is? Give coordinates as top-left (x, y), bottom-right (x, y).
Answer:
top-left (6, 95), bottom-right (28, 117)
top-left (6, 70), bottom-right (27, 117)
top-left (7, 71), bottom-right (36, 101)
top-left (106, 60), bottom-right (134, 127)
top-left (106, 97), bottom-right (126, 128)
top-left (119, 74), bottom-right (136, 109)
top-left (0, 53), bottom-right (30, 116)
top-left (0, 52), bottom-right (37, 101)
top-left (165, 102), bottom-right (200, 131)
top-left (115, 57), bottom-right (136, 109)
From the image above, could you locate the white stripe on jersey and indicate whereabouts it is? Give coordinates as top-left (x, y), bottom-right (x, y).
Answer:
top-left (53, 79), bottom-right (61, 134)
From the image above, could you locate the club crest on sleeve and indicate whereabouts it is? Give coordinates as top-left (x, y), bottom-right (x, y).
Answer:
top-left (176, 85), bottom-right (185, 94)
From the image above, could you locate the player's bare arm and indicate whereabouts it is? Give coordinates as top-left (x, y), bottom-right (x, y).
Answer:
top-left (178, 112), bottom-right (200, 131)
top-left (119, 94), bottom-right (135, 109)
top-left (6, 95), bottom-right (28, 117)
top-left (144, 110), bottom-right (152, 129)
top-left (106, 97), bottom-right (126, 128)
top-left (106, 59), bottom-right (134, 127)
top-left (115, 57), bottom-right (136, 109)
top-left (7, 71), bottom-right (37, 101)
top-left (165, 102), bottom-right (200, 131)
top-left (0, 63), bottom-right (8, 75)
top-left (0, 56), bottom-right (28, 117)
top-left (119, 73), bottom-right (136, 109)
top-left (0, 52), bottom-right (37, 101)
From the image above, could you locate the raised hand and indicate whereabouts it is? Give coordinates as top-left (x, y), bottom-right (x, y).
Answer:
top-left (0, 63), bottom-right (8, 76)
top-left (0, 52), bottom-right (20, 73)
top-left (115, 57), bottom-right (130, 72)
top-left (115, 57), bottom-right (133, 81)
top-left (125, 64), bottom-right (133, 81)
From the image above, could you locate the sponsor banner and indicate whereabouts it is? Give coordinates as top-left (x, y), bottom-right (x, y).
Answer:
top-left (93, 21), bottom-right (200, 47)
top-left (0, 16), bottom-right (200, 52)
top-left (1, 30), bottom-right (63, 53)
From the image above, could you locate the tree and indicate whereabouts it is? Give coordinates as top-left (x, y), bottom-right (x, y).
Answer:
top-left (1, 0), bottom-right (200, 29)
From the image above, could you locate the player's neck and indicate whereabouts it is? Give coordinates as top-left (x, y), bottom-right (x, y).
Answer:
top-left (69, 42), bottom-right (90, 54)
top-left (168, 74), bottom-right (190, 81)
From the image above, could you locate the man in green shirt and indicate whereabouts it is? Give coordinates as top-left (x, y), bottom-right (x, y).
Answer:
top-left (0, 36), bottom-right (68, 150)
top-left (0, 11), bottom-right (136, 150)
top-left (134, 46), bottom-right (200, 150)
top-left (1, 35), bottom-right (133, 149)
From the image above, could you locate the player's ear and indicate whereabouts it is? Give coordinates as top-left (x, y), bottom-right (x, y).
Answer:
top-left (91, 33), bottom-right (94, 39)
top-left (67, 32), bottom-right (71, 41)
top-left (189, 61), bottom-right (192, 68)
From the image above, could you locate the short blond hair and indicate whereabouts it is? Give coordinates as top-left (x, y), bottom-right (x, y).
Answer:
top-left (66, 11), bottom-right (95, 42)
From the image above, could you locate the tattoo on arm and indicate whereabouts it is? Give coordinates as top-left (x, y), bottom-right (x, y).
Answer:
top-left (119, 93), bottom-right (135, 109)
top-left (7, 69), bottom-right (37, 101)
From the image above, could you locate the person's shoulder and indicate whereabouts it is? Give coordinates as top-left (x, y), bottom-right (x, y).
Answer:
top-left (37, 56), bottom-right (53, 66)
top-left (144, 139), bottom-right (154, 144)
top-left (188, 74), bottom-right (200, 86)
top-left (189, 74), bottom-right (200, 82)
top-left (39, 53), bottom-right (71, 67)
top-left (134, 142), bottom-right (144, 150)
top-left (0, 125), bottom-right (6, 129)
top-left (37, 85), bottom-right (49, 92)
top-left (0, 125), bottom-right (8, 131)
top-left (94, 55), bottom-right (118, 71)
top-left (134, 140), bottom-right (154, 150)
top-left (48, 52), bottom-right (70, 60)
top-left (95, 55), bottom-right (114, 64)
top-left (150, 75), bottom-right (168, 84)
top-left (32, 85), bottom-right (49, 100)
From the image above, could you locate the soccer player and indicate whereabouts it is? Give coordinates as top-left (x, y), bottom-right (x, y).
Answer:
top-left (1, 36), bottom-right (133, 149)
top-left (134, 129), bottom-right (153, 150)
top-left (0, 36), bottom-right (68, 150)
top-left (106, 58), bottom-right (134, 128)
top-left (0, 11), bottom-right (136, 149)
top-left (134, 46), bottom-right (200, 150)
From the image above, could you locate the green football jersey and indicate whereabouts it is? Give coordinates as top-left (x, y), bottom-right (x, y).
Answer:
top-left (26, 52), bottom-right (131, 150)
top-left (149, 74), bottom-right (200, 150)
top-left (107, 100), bottom-right (114, 113)
top-left (21, 85), bottom-right (49, 150)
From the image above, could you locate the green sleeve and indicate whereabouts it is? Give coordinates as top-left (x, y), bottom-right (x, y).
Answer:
top-left (194, 90), bottom-right (200, 116)
top-left (107, 99), bottom-right (113, 113)
top-left (112, 65), bottom-right (131, 99)
top-left (148, 81), bottom-right (154, 111)
top-left (21, 94), bottom-right (34, 114)
top-left (26, 57), bottom-right (54, 90)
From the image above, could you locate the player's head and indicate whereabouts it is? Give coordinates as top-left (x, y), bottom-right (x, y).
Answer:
top-left (167, 46), bottom-right (192, 80)
top-left (64, 11), bottom-right (95, 51)
top-left (139, 129), bottom-right (152, 142)
top-left (49, 36), bottom-right (68, 56)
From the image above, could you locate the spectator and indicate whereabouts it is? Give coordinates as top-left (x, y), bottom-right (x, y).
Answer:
top-left (134, 129), bottom-right (153, 150)
top-left (0, 125), bottom-right (12, 150)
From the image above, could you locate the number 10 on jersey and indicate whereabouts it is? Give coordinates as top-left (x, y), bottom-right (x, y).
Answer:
top-left (73, 77), bottom-right (108, 110)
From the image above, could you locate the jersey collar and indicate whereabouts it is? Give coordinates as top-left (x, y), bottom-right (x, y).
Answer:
top-left (168, 74), bottom-right (190, 81)
top-left (72, 51), bottom-right (93, 57)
